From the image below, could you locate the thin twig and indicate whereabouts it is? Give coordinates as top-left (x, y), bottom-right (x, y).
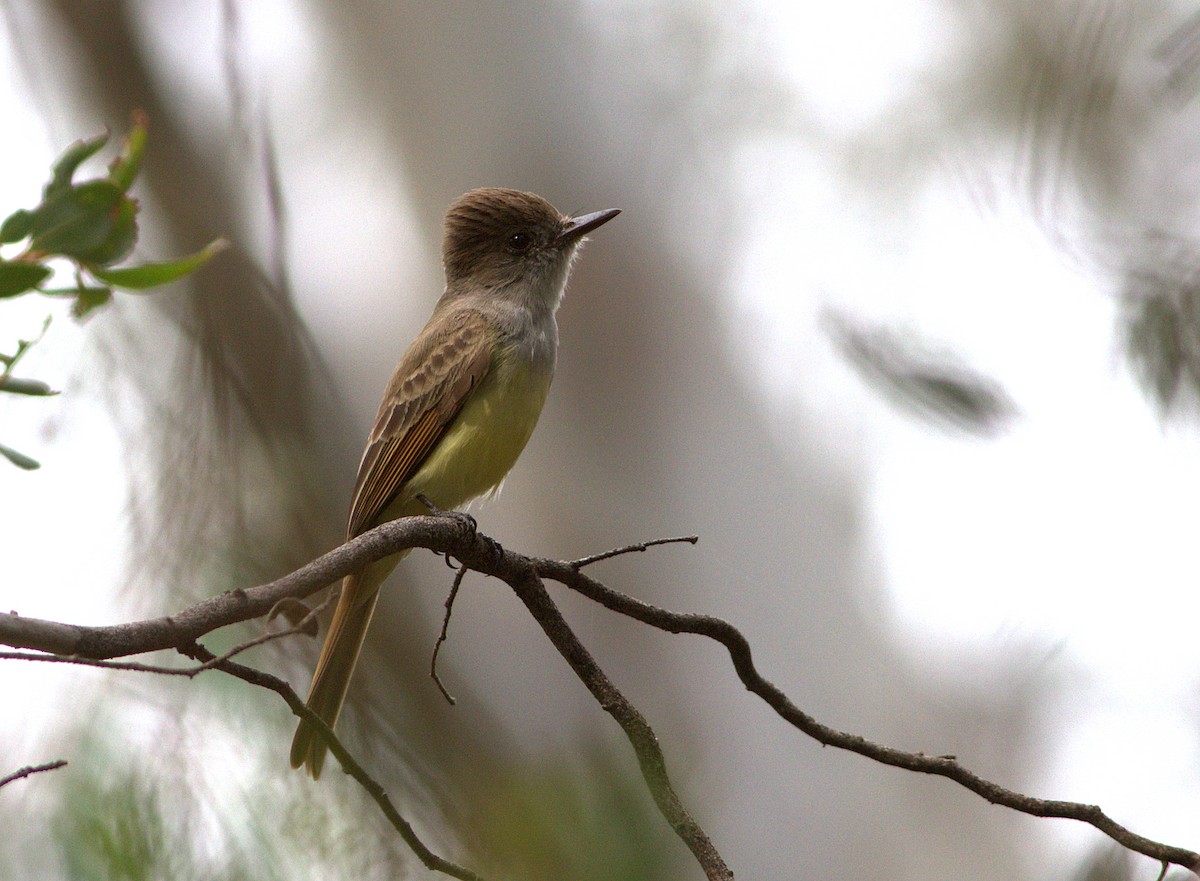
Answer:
top-left (447, 545), bottom-right (731, 881)
top-left (0, 592), bottom-right (334, 678)
top-left (0, 651), bottom-right (209, 676)
top-left (430, 564), bottom-right (468, 705)
top-left (183, 589), bottom-right (336, 673)
top-left (4, 637), bottom-right (491, 880)
top-left (570, 535), bottom-right (699, 569)
top-left (182, 644), bottom-right (493, 881)
top-left (0, 759), bottom-right (67, 789)
top-left (534, 556), bottom-right (1200, 873)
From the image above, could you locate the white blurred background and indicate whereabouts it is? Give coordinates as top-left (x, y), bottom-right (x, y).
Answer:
top-left (2, 1), bottom-right (1199, 879)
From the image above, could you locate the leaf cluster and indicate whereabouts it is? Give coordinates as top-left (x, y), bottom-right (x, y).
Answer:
top-left (0, 113), bottom-right (225, 469)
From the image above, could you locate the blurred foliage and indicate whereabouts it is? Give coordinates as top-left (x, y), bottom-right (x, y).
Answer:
top-left (0, 112), bottom-right (225, 468)
top-left (0, 314), bottom-right (54, 468)
top-left (1121, 237), bottom-right (1200, 419)
top-left (470, 752), bottom-right (680, 881)
top-left (825, 311), bottom-right (1018, 437)
top-left (10, 2), bottom-right (1197, 881)
top-left (32, 689), bottom-right (674, 881)
top-left (37, 687), bottom-right (403, 881)
top-left (55, 769), bottom-right (169, 881)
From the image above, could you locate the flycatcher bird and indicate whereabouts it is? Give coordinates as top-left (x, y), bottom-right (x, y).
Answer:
top-left (290, 188), bottom-right (619, 777)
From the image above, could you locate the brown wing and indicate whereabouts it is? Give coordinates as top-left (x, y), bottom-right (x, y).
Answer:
top-left (347, 309), bottom-right (495, 537)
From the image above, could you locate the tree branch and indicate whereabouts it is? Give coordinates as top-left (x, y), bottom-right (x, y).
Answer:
top-left (0, 759), bottom-right (67, 790)
top-left (534, 553), bottom-right (1200, 873)
top-left (474, 556), bottom-right (730, 880)
top-left (4, 632), bottom-right (489, 878)
top-left (3, 515), bottom-right (1197, 876)
top-left (180, 643), bottom-right (491, 881)
top-left (0, 516), bottom-right (452, 658)
top-left (2, 515), bottom-right (728, 879)
top-left (0, 589), bottom-right (332, 678)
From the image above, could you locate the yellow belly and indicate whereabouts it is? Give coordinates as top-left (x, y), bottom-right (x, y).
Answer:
top-left (396, 348), bottom-right (553, 517)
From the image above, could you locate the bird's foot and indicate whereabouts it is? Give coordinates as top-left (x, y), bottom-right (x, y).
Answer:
top-left (416, 494), bottom-right (502, 564)
top-left (418, 493), bottom-right (477, 533)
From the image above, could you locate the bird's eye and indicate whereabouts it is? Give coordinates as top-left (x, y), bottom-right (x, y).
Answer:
top-left (506, 231), bottom-right (532, 253)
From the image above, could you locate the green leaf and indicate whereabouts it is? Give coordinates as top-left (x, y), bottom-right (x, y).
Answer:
top-left (46, 132), bottom-right (109, 196)
top-left (0, 375), bottom-right (57, 396)
top-left (0, 209), bottom-right (34, 244)
top-left (108, 112), bottom-right (148, 192)
top-left (71, 285), bottom-right (113, 320)
top-left (80, 198), bottom-right (138, 266)
top-left (0, 261), bottom-right (51, 298)
top-left (88, 239), bottom-right (228, 290)
top-left (0, 316), bottom-right (52, 380)
top-left (0, 442), bottom-right (40, 470)
top-left (37, 285), bottom-right (110, 298)
top-left (29, 180), bottom-right (128, 260)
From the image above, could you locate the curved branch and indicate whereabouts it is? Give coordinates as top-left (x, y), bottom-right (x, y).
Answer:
top-left (0, 760), bottom-right (67, 789)
top-left (181, 644), bottom-right (490, 881)
top-left (3, 516), bottom-right (1196, 875)
top-left (0, 516), bottom-right (453, 658)
top-left (534, 555), bottom-right (1200, 873)
top-left (486, 560), bottom-right (730, 881)
top-left (1, 515), bottom-right (730, 879)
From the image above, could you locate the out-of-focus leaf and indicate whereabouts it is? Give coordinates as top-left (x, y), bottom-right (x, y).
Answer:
top-left (268, 597), bottom-right (320, 636)
top-left (29, 180), bottom-right (125, 259)
top-left (81, 198), bottom-right (138, 266)
top-left (0, 375), bottom-right (57, 396)
top-left (71, 286), bottom-right (113, 320)
top-left (0, 209), bottom-right (33, 244)
top-left (1, 316), bottom-right (52, 372)
top-left (475, 754), bottom-right (676, 881)
top-left (0, 442), bottom-right (40, 470)
top-left (826, 311), bottom-right (1018, 437)
top-left (56, 765), bottom-right (165, 881)
top-left (108, 111), bottom-right (148, 192)
top-left (46, 132), bottom-right (109, 196)
top-left (0, 261), bottom-right (51, 298)
top-left (1124, 290), bottom-right (1186, 411)
top-left (1120, 242), bottom-right (1200, 418)
top-left (88, 239), bottom-right (228, 290)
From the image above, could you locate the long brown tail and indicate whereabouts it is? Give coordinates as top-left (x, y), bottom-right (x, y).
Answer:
top-left (290, 570), bottom-right (381, 778)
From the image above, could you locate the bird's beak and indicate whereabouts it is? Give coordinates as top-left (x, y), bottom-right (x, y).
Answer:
top-left (555, 208), bottom-right (621, 246)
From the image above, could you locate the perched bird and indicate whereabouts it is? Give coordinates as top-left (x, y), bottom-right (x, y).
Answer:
top-left (290, 188), bottom-right (619, 777)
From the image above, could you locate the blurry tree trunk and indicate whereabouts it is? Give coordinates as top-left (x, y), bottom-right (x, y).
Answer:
top-left (40, 0), bottom-right (342, 588)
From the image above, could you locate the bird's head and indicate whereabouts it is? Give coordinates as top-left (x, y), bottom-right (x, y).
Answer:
top-left (442, 188), bottom-right (619, 311)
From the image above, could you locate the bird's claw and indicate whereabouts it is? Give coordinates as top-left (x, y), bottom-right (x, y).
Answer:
top-left (445, 509), bottom-right (477, 536)
top-left (415, 494), bottom-right (500, 564)
top-left (449, 512), bottom-right (502, 563)
top-left (417, 493), bottom-right (475, 530)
